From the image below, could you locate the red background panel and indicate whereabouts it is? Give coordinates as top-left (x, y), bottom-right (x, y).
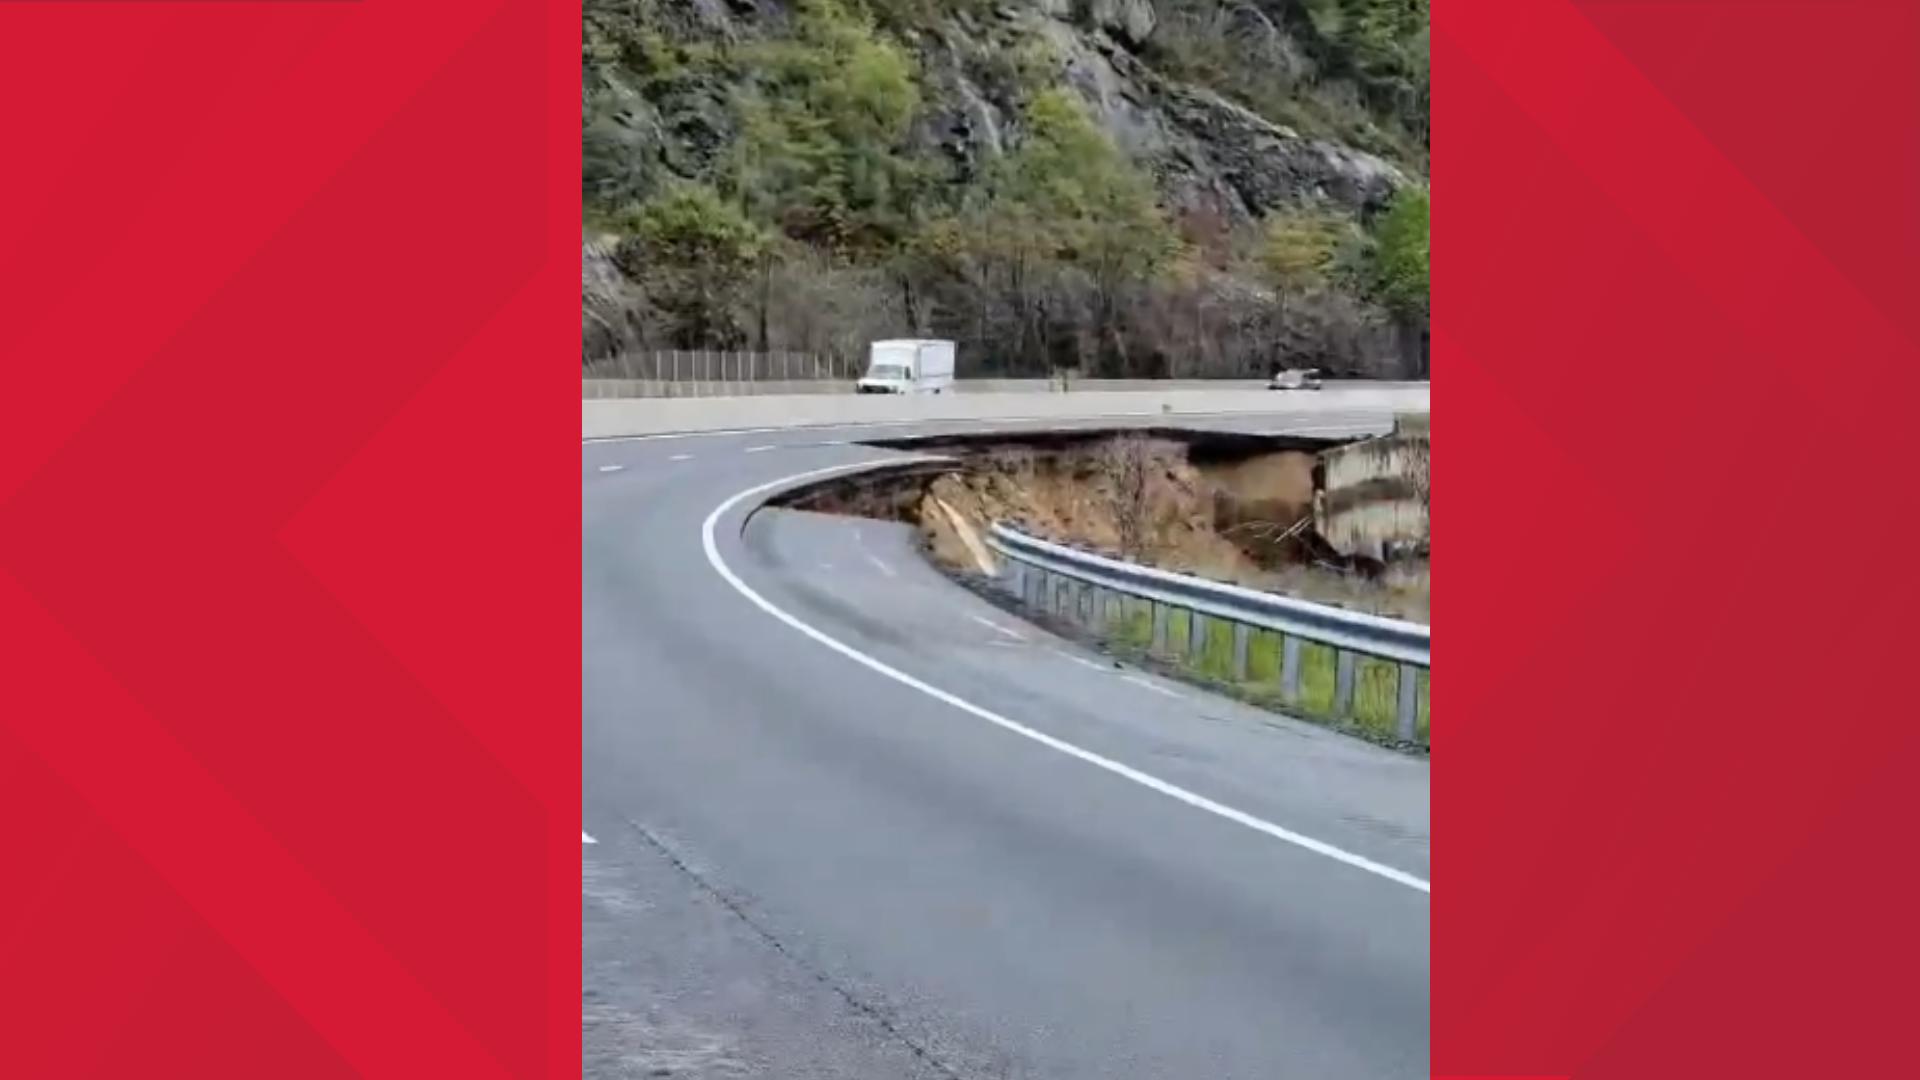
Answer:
top-left (1440, 1), bottom-right (1920, 1078)
top-left (4, 0), bottom-right (1917, 1076)
top-left (0, 2), bottom-right (579, 1078)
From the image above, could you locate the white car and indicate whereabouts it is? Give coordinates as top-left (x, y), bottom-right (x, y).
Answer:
top-left (1268, 368), bottom-right (1323, 391)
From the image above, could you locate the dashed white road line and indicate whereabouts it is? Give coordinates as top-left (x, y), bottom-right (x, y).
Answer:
top-left (669, 453), bottom-right (694, 462)
top-left (596, 464), bottom-right (625, 473)
top-left (701, 463), bottom-right (1430, 896)
top-left (851, 526), bottom-right (897, 579)
top-left (969, 614), bottom-right (1025, 641)
top-left (744, 445), bottom-right (776, 454)
top-left (1122, 674), bottom-right (1186, 700)
top-left (583, 831), bottom-right (597, 844)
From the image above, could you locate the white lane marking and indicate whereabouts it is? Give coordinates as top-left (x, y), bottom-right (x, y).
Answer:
top-left (1123, 674), bottom-right (1186, 700)
top-left (744, 445), bottom-right (776, 454)
top-left (583, 831), bottom-right (597, 844)
top-left (851, 526), bottom-right (897, 579)
top-left (970, 614), bottom-right (1025, 641)
top-left (1055, 650), bottom-right (1111, 673)
top-left (669, 453), bottom-right (694, 462)
top-left (596, 464), bottom-right (625, 473)
top-left (589, 425), bottom-right (786, 444)
top-left (702, 464), bottom-right (1430, 896)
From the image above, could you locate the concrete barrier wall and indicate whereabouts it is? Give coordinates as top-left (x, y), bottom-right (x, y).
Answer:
top-left (583, 377), bottom-right (1430, 400)
top-left (584, 379), bottom-right (854, 399)
top-left (583, 385), bottom-right (1432, 440)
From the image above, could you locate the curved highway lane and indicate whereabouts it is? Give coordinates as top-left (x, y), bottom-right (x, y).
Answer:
top-left (583, 408), bottom-right (1430, 1079)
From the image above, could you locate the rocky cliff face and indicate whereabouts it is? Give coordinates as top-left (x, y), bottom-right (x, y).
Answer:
top-left (585, 0), bottom-right (1429, 376)
top-left (583, 235), bottom-right (641, 360)
top-left (605, 0), bottom-right (1411, 222)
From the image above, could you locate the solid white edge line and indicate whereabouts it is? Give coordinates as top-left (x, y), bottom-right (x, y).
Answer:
top-left (701, 463), bottom-right (1430, 896)
top-left (1122, 673), bottom-right (1185, 700)
top-left (1055, 651), bottom-right (1112, 673)
top-left (970, 614), bottom-right (1025, 641)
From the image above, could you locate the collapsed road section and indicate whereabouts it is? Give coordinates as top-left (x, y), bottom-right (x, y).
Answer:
top-left (770, 419), bottom-right (1432, 745)
top-left (774, 422), bottom-right (1431, 624)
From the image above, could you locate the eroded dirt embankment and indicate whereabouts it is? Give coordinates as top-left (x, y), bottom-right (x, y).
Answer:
top-left (776, 430), bottom-right (1430, 623)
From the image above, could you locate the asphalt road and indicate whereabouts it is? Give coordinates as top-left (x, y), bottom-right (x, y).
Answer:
top-left (583, 406), bottom-right (1431, 1079)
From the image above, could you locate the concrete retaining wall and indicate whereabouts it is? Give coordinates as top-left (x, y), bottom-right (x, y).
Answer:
top-left (1315, 414), bottom-right (1430, 559)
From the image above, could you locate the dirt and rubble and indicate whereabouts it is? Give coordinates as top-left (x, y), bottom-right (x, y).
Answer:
top-left (776, 430), bottom-right (1430, 624)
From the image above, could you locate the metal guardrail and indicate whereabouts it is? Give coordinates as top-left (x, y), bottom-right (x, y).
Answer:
top-left (986, 522), bottom-right (1430, 745)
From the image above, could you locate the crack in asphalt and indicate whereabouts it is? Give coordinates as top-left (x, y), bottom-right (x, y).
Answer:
top-left (620, 816), bottom-right (971, 1080)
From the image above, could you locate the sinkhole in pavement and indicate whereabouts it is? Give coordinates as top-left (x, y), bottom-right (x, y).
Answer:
top-left (767, 425), bottom-right (1430, 624)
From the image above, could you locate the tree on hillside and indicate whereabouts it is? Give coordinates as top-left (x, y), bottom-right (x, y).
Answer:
top-left (1372, 187), bottom-right (1429, 316)
top-left (1261, 206), bottom-right (1361, 292)
top-left (963, 90), bottom-right (1178, 373)
top-left (615, 185), bottom-right (764, 347)
top-left (730, 0), bottom-right (925, 252)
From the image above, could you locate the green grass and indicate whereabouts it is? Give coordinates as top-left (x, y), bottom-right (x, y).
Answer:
top-left (1022, 586), bottom-right (1430, 751)
top-left (1195, 617), bottom-right (1235, 680)
top-left (1165, 608), bottom-right (1192, 660)
top-left (1352, 656), bottom-right (1400, 739)
top-left (1246, 628), bottom-right (1283, 684)
top-left (1417, 669), bottom-right (1430, 743)
top-left (1299, 642), bottom-right (1337, 713)
top-left (1110, 598), bottom-right (1153, 649)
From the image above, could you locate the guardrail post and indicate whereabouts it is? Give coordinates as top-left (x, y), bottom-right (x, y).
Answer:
top-left (1151, 602), bottom-right (1169, 656)
top-left (1089, 585), bottom-right (1107, 634)
top-left (1334, 651), bottom-right (1357, 718)
top-left (1187, 608), bottom-right (1207, 660)
top-left (1282, 636), bottom-right (1302, 703)
top-left (1232, 623), bottom-right (1251, 680)
top-left (1397, 663), bottom-right (1420, 743)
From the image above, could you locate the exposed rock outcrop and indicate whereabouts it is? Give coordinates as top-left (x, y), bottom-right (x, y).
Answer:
top-left (584, 234), bottom-right (643, 360)
top-left (619, 1), bottom-right (1409, 222)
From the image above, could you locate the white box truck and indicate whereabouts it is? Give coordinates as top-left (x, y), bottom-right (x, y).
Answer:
top-left (856, 339), bottom-right (956, 395)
